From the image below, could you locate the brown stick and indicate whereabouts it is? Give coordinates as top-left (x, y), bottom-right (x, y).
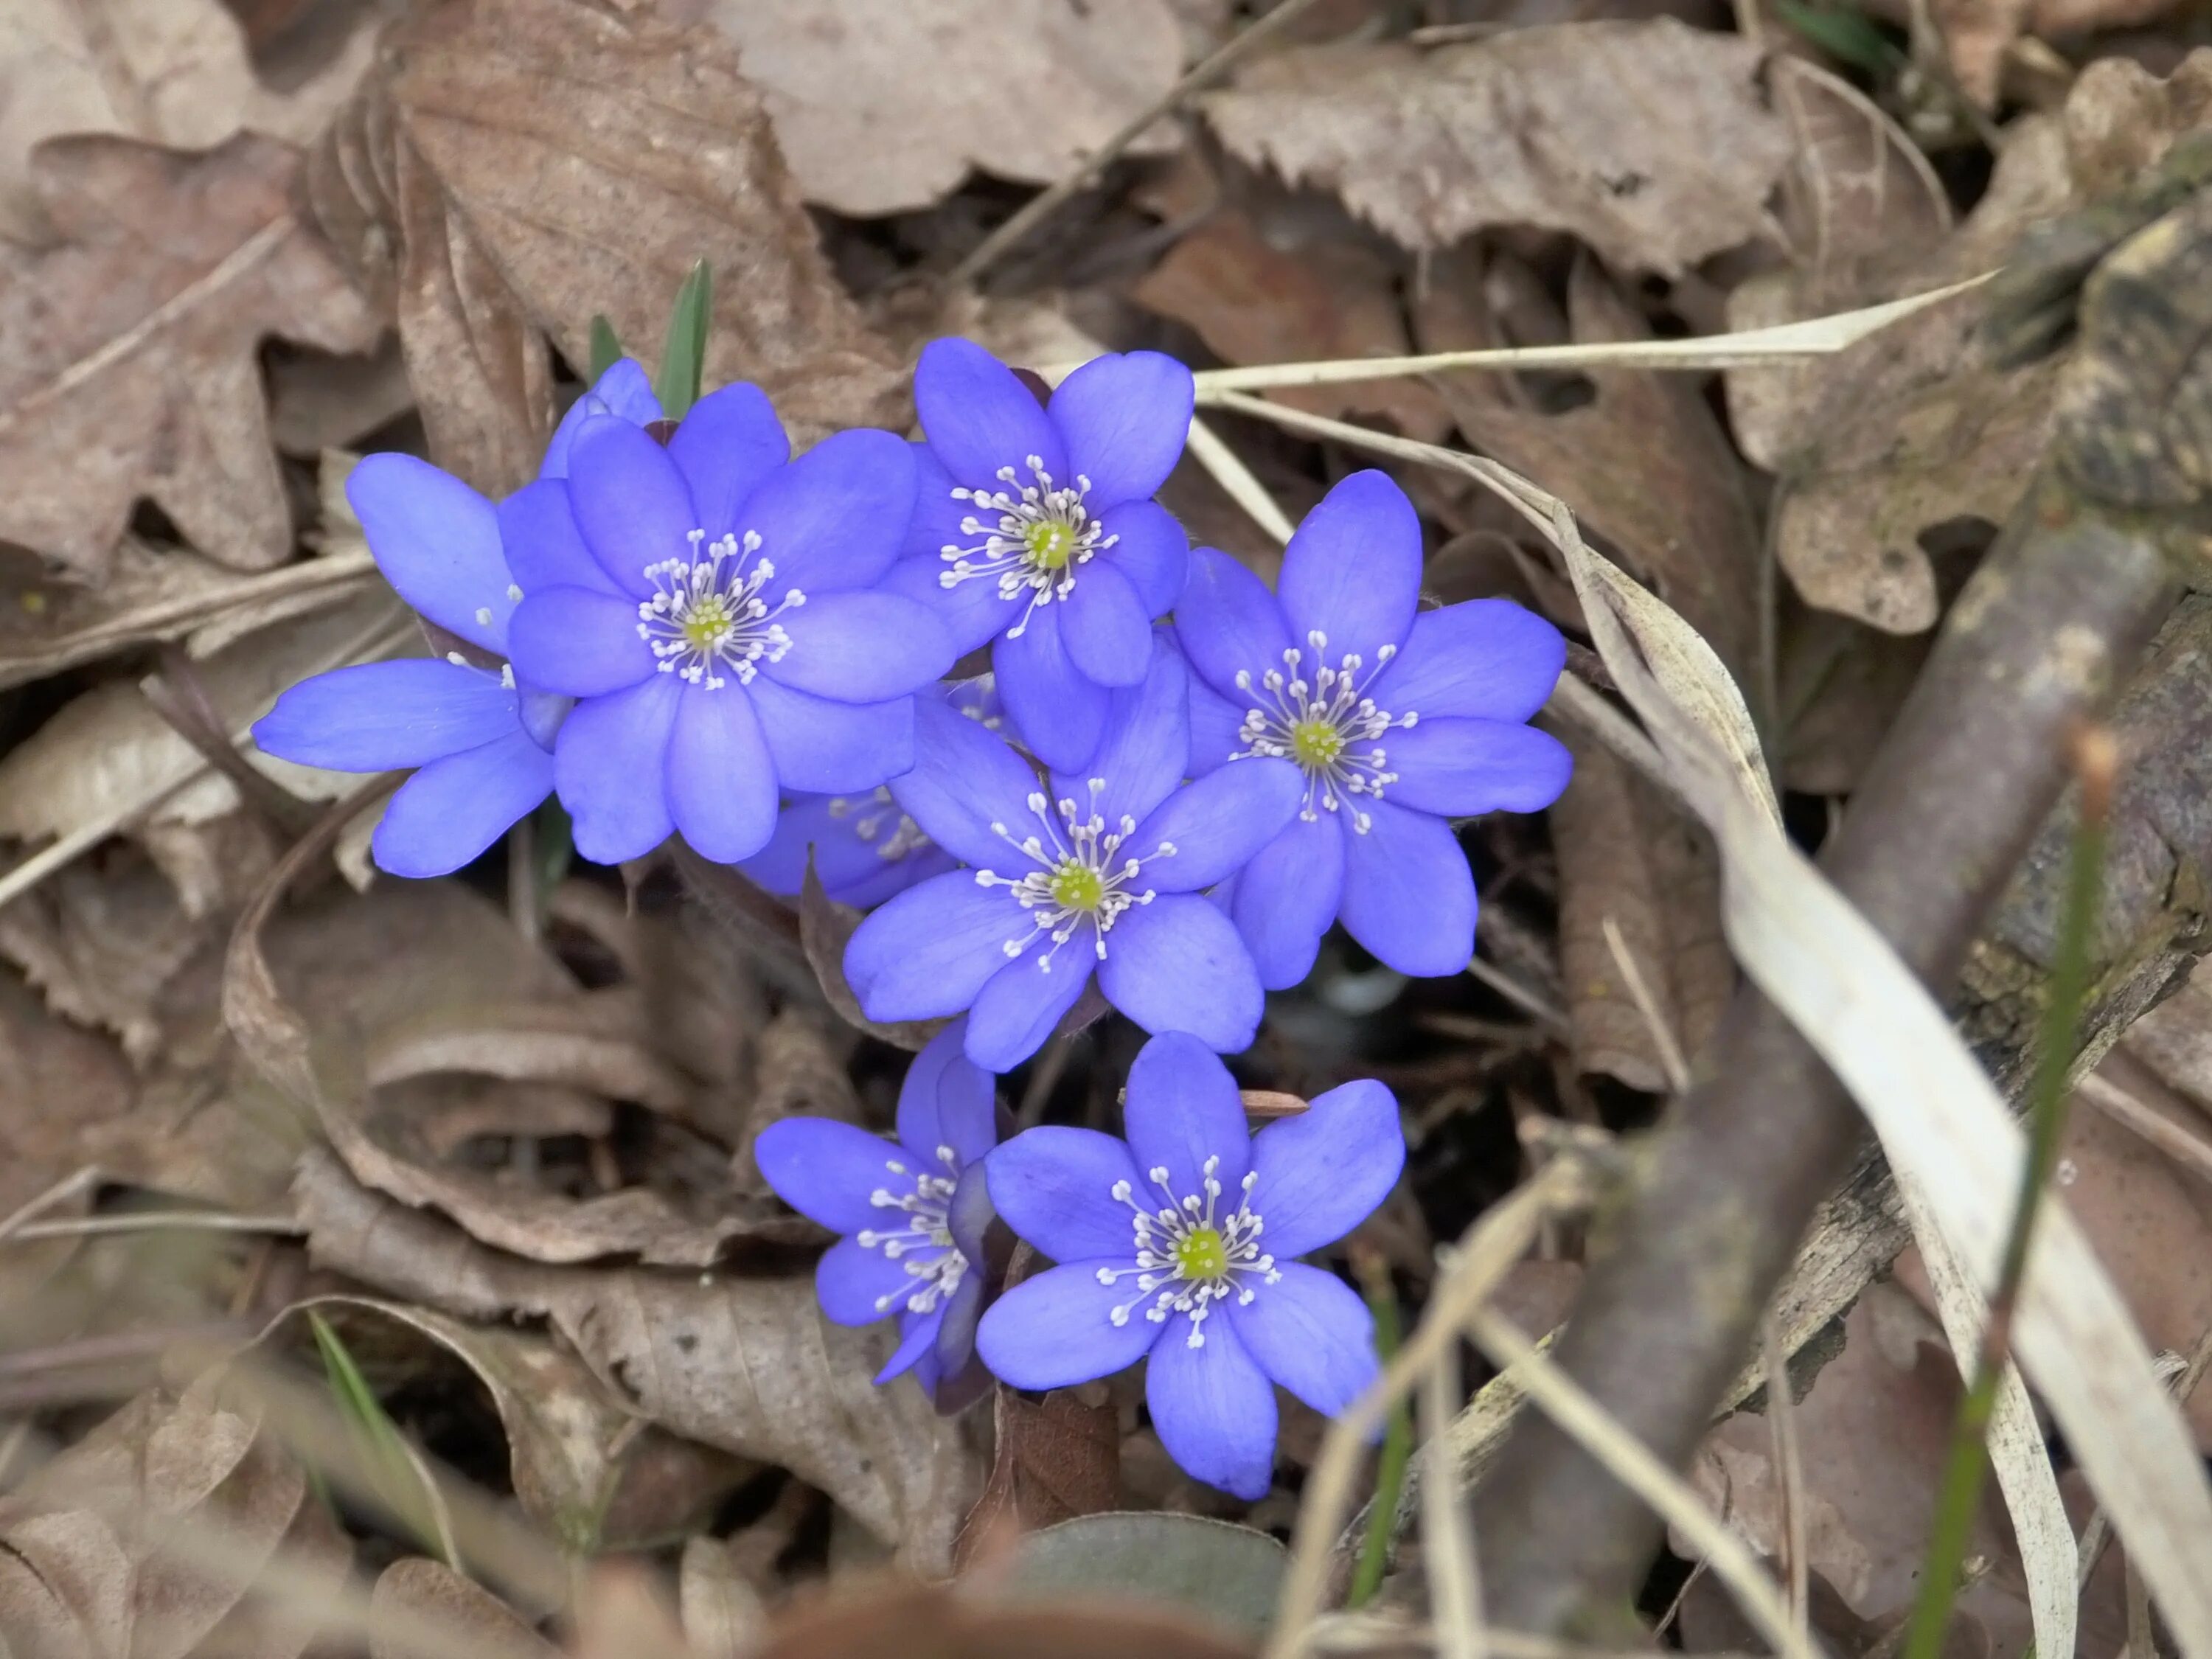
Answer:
top-left (1471, 159), bottom-right (2212, 1630)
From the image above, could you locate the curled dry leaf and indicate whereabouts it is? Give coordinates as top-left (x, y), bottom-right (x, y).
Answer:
top-left (1548, 726), bottom-right (1731, 1093)
top-left (368, 1558), bottom-right (558, 1659)
top-left (1202, 20), bottom-right (1792, 276)
top-left (703, 0), bottom-right (1182, 217)
top-left (308, 0), bottom-right (905, 495)
top-left (293, 1151), bottom-right (982, 1573)
top-left (799, 863), bottom-right (948, 1052)
top-left (0, 133), bottom-right (380, 581)
top-left (0, 1374), bottom-right (350, 1659)
top-left (956, 1383), bottom-right (1122, 1570)
top-left (257, 1295), bottom-right (756, 1550)
top-left (1742, 54), bottom-right (2212, 633)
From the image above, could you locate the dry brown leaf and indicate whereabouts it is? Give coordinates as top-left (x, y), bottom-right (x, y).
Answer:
top-left (1683, 1285), bottom-right (2034, 1649)
top-left (701, 0), bottom-right (1182, 216)
top-left (1434, 258), bottom-right (1764, 677)
top-left (1740, 55), bottom-right (2212, 633)
top-left (956, 1383), bottom-right (1122, 1565)
top-left (679, 1535), bottom-right (770, 1659)
top-left (1130, 210), bottom-right (1452, 442)
top-left (754, 1578), bottom-right (1259, 1659)
top-left (308, 0), bottom-right (905, 495)
top-left (1775, 598), bottom-right (1938, 796)
top-left (1926, 0), bottom-right (2196, 109)
top-left (1548, 728), bottom-right (1731, 1093)
top-left (799, 864), bottom-right (950, 1052)
top-left (0, 0), bottom-right (390, 246)
top-left (368, 1558), bottom-right (559, 1659)
top-left (0, 1375), bottom-right (350, 1659)
top-left (294, 1152), bottom-right (982, 1572)
top-left (0, 133), bottom-right (380, 581)
top-left (1203, 21), bottom-right (1792, 276)
top-left (257, 1296), bottom-right (754, 1550)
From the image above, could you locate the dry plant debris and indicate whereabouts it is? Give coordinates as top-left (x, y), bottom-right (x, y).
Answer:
top-left (7, 2), bottom-right (2212, 1658)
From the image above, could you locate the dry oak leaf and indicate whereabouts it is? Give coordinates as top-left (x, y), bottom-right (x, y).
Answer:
top-left (309, 0), bottom-right (905, 495)
top-left (0, 0), bottom-right (391, 246)
top-left (0, 133), bottom-right (380, 582)
top-left (1202, 20), bottom-right (1792, 277)
top-left (703, 0), bottom-right (1183, 217)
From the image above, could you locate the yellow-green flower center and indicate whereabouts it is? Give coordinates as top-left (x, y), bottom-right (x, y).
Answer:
top-left (1289, 717), bottom-right (1347, 769)
top-left (1025, 520), bottom-right (1079, 570)
top-left (1172, 1225), bottom-right (1230, 1281)
top-left (682, 594), bottom-right (732, 650)
top-left (1047, 859), bottom-right (1105, 912)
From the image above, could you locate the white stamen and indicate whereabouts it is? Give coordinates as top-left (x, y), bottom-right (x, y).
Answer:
top-left (972, 779), bottom-right (1175, 969)
top-left (633, 526), bottom-right (804, 690)
top-left (937, 459), bottom-right (1118, 639)
top-left (862, 1147), bottom-right (970, 1317)
top-left (1095, 1157), bottom-right (1277, 1341)
top-left (1234, 640), bottom-right (1410, 832)
top-left (826, 785), bottom-right (933, 863)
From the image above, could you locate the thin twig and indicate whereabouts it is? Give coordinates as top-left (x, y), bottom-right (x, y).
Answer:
top-left (1, 1211), bottom-right (305, 1245)
top-left (1423, 1340), bottom-right (1486, 1659)
top-left (945, 0), bottom-right (1330, 288)
top-left (1465, 955), bottom-right (1571, 1034)
top-left (1761, 1316), bottom-right (1811, 1641)
top-left (1186, 413), bottom-right (1300, 545)
top-left (1599, 915), bottom-right (1690, 1093)
top-left (2078, 1067), bottom-right (2212, 1187)
top-left (0, 1166), bottom-right (99, 1245)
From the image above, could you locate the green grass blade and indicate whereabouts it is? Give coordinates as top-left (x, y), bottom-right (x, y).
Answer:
top-left (1773, 0), bottom-right (1899, 71)
top-left (1348, 1251), bottom-right (1414, 1607)
top-left (654, 260), bottom-right (713, 420)
top-left (588, 314), bottom-right (624, 383)
top-left (308, 1312), bottom-right (456, 1569)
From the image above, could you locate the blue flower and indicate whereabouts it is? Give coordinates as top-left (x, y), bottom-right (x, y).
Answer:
top-left (976, 1033), bottom-right (1402, 1498)
top-left (740, 679), bottom-right (1004, 911)
top-left (504, 384), bottom-right (958, 866)
top-left (753, 1020), bottom-right (1000, 1406)
top-left (880, 340), bottom-right (1196, 773)
top-left (251, 453), bottom-right (566, 878)
top-left (1174, 470), bottom-right (1573, 987)
top-left (842, 638), bottom-right (1304, 1071)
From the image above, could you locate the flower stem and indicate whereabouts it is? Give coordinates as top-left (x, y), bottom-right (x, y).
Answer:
top-left (1900, 724), bottom-right (2115, 1659)
top-left (1349, 1246), bottom-right (1413, 1607)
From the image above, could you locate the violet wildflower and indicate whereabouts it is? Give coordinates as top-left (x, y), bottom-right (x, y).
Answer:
top-left (741, 679), bottom-right (1003, 911)
top-left (252, 454), bottom-right (566, 877)
top-left (842, 638), bottom-right (1303, 1071)
top-left (977, 1032), bottom-right (1402, 1498)
top-left (504, 385), bottom-right (957, 865)
top-left (1175, 470), bottom-right (1572, 987)
top-left (753, 1019), bottom-right (999, 1407)
top-left (880, 339), bottom-right (1195, 772)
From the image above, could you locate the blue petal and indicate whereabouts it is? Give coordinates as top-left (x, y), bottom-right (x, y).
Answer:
top-left (993, 607), bottom-right (1109, 772)
top-left (1175, 547), bottom-right (1294, 702)
top-left (947, 1161), bottom-right (995, 1270)
top-left (984, 1125), bottom-right (1146, 1262)
top-left (897, 1018), bottom-right (998, 1166)
top-left (1225, 1264), bottom-right (1377, 1416)
top-left (1186, 673), bottom-right (1247, 777)
top-left (934, 1271), bottom-right (985, 1375)
top-left (540, 359), bottom-right (660, 480)
top-left (1338, 799), bottom-right (1475, 977)
top-left (844, 871), bottom-right (1025, 1022)
top-left (745, 678), bottom-right (915, 796)
top-left (1277, 471), bottom-right (1422, 671)
top-left (762, 591), bottom-right (953, 702)
top-left (1250, 1079), bottom-right (1404, 1257)
top-left (1368, 598), bottom-right (1565, 723)
top-left (1385, 719), bottom-right (1573, 818)
top-left (347, 453), bottom-right (514, 653)
top-left (1050, 637), bottom-right (1186, 827)
top-left (1097, 498), bottom-right (1190, 616)
top-left (1231, 813), bottom-right (1344, 991)
top-left (887, 692), bottom-right (1046, 870)
top-left (1060, 560), bottom-right (1152, 687)
top-left (740, 795), bottom-right (847, 897)
top-left (1132, 758), bottom-right (1303, 893)
top-left (755, 1117), bottom-right (910, 1234)
top-left (1123, 1032), bottom-right (1251, 1197)
top-left (669, 383), bottom-right (789, 543)
top-left (975, 1262), bottom-right (1158, 1390)
top-left (1145, 1311), bottom-right (1276, 1500)
top-left (915, 337), bottom-right (1066, 487)
top-left (667, 686), bottom-right (779, 863)
top-left (736, 428), bottom-right (917, 594)
top-left (1048, 351), bottom-right (1194, 507)
top-left (835, 846), bottom-right (955, 911)
top-left (1096, 894), bottom-right (1265, 1054)
top-left (253, 659), bottom-right (517, 771)
top-left (965, 953), bottom-right (1092, 1071)
top-left (880, 551), bottom-right (1023, 657)
top-left (498, 479), bottom-right (619, 597)
top-left (507, 586), bottom-right (654, 698)
top-left (553, 672), bottom-right (681, 863)
top-left (567, 417), bottom-right (698, 598)
top-left (370, 729), bottom-right (553, 878)
top-left (815, 1234), bottom-right (920, 1326)
top-left (878, 1304), bottom-right (947, 1384)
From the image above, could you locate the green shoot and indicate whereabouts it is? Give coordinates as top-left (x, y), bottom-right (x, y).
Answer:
top-left (654, 260), bottom-right (713, 420)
